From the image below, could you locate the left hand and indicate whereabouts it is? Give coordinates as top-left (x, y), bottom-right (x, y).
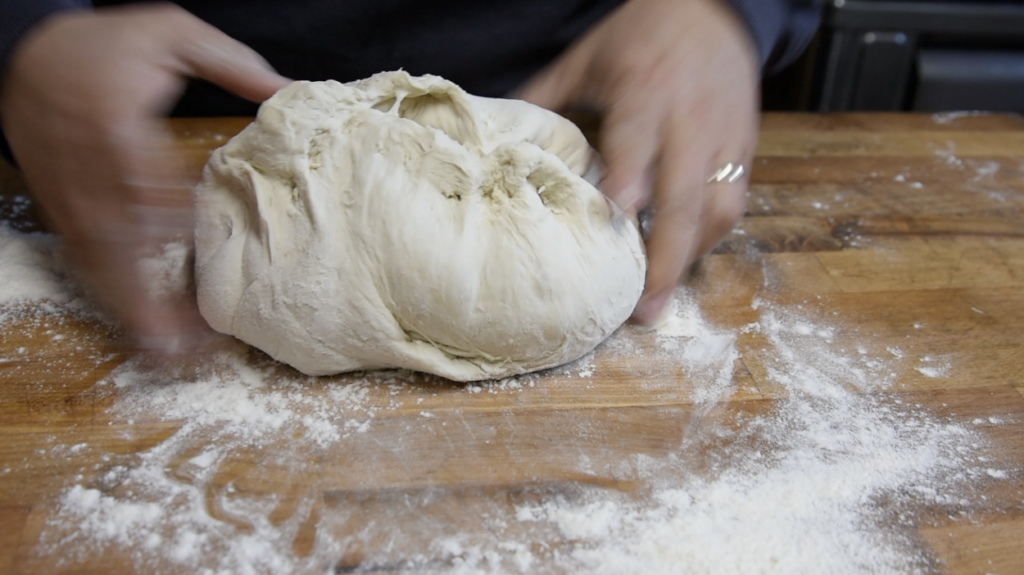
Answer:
top-left (519, 0), bottom-right (759, 324)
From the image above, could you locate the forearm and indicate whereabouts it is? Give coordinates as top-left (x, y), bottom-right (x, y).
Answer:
top-left (719, 0), bottom-right (824, 73)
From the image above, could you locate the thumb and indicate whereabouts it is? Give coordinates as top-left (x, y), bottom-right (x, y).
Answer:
top-left (174, 21), bottom-right (291, 103)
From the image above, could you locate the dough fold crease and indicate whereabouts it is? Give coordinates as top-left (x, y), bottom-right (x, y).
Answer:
top-left (195, 71), bottom-right (646, 381)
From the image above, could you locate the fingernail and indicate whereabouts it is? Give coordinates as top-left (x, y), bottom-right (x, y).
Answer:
top-left (633, 290), bottom-right (673, 325)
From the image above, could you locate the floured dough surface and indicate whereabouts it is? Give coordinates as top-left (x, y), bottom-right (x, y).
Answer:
top-left (194, 71), bottom-right (646, 381)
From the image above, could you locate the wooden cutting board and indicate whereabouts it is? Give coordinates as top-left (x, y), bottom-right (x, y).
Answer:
top-left (1, 112), bottom-right (1023, 574)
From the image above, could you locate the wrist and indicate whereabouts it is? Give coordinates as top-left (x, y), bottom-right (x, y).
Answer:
top-left (708, 0), bottom-right (786, 71)
top-left (691, 0), bottom-right (760, 80)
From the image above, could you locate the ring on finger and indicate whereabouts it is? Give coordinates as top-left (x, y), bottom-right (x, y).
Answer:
top-left (707, 162), bottom-right (747, 184)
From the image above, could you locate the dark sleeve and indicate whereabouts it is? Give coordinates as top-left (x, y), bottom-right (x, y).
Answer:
top-left (1, 1), bottom-right (90, 85)
top-left (721, 0), bottom-right (824, 73)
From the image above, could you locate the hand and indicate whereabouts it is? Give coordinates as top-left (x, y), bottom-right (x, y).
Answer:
top-left (520, 0), bottom-right (759, 324)
top-left (0, 3), bottom-right (290, 351)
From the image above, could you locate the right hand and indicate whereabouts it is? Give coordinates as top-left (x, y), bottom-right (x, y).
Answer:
top-left (0, 3), bottom-right (290, 352)
top-left (519, 0), bottom-right (758, 325)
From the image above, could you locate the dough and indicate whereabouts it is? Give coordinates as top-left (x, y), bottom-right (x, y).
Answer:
top-left (194, 71), bottom-right (646, 381)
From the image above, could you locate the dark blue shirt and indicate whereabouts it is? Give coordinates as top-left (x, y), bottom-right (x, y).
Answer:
top-left (0, 0), bottom-right (823, 158)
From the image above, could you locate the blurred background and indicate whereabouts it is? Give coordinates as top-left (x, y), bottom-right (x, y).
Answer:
top-left (762, 0), bottom-right (1024, 112)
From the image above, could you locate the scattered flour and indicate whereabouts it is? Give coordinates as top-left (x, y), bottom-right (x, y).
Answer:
top-left (105, 352), bottom-right (380, 446)
top-left (0, 197), bottom-right (1014, 574)
top-left (653, 295), bottom-right (738, 407)
top-left (971, 160), bottom-right (1001, 182)
top-left (934, 142), bottom-right (964, 169)
top-left (931, 111), bottom-right (989, 124)
top-left (916, 355), bottom-right (953, 379)
top-left (420, 304), bottom-right (996, 575)
top-left (0, 224), bottom-right (67, 304)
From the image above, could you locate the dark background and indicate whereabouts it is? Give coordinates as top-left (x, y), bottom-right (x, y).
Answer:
top-left (763, 0), bottom-right (1024, 113)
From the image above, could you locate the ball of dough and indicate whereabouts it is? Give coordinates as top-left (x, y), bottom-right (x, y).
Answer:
top-left (194, 71), bottom-right (646, 381)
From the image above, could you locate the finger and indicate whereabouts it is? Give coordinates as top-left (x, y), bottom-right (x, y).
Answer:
top-left (110, 121), bottom-right (196, 349)
top-left (517, 47), bottom-right (590, 111)
top-left (76, 235), bottom-right (183, 349)
top-left (690, 111), bottom-right (757, 258)
top-left (632, 116), bottom-right (711, 325)
top-left (114, 117), bottom-right (192, 227)
top-left (599, 92), bottom-right (664, 212)
top-left (173, 18), bottom-right (291, 103)
top-left (692, 159), bottom-right (750, 259)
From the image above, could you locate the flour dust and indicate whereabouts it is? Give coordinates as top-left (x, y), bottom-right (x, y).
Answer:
top-left (0, 200), bottom-right (1016, 575)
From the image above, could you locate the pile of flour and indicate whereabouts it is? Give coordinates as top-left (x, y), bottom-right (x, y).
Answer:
top-left (0, 196), bottom-right (1014, 574)
top-left (0, 223), bottom-right (75, 311)
top-left (490, 306), bottom-right (983, 575)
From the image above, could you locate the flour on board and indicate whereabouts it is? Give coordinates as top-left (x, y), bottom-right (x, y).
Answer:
top-left (0, 198), bottom-right (1017, 574)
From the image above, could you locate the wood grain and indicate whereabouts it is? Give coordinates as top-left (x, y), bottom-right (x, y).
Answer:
top-left (2, 112), bottom-right (1024, 574)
